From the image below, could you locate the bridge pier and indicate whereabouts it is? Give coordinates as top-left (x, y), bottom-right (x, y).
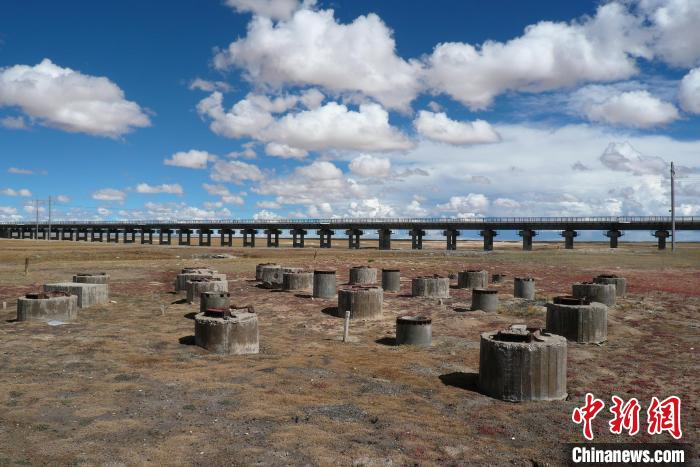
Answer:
top-left (220, 228), bottom-right (234, 246)
top-left (199, 229), bottom-right (212, 247)
top-left (561, 229), bottom-right (577, 249)
top-left (49, 228), bottom-right (60, 241)
top-left (62, 229), bottom-right (74, 241)
top-left (22, 228), bottom-right (33, 239)
top-left (291, 229), bottom-right (306, 248)
top-left (265, 229), bottom-right (281, 248)
top-left (518, 228), bottom-right (537, 251)
top-left (346, 229), bottom-right (363, 249)
top-left (107, 229), bottom-right (119, 243)
top-left (91, 229), bottom-right (104, 242)
top-left (10, 228), bottom-right (19, 239)
top-left (410, 229), bottom-right (425, 250)
top-left (242, 228), bottom-right (257, 247)
top-left (36, 228), bottom-right (47, 240)
top-left (178, 229), bottom-right (192, 246)
top-left (443, 229), bottom-right (459, 250)
top-left (606, 229), bottom-right (623, 248)
top-left (654, 230), bottom-right (669, 250)
top-left (480, 229), bottom-right (497, 251)
top-left (378, 229), bottom-right (392, 250)
top-left (159, 229), bottom-right (172, 245)
top-left (142, 229), bottom-right (154, 244)
top-left (77, 229), bottom-right (89, 242)
top-left (317, 229), bottom-right (334, 248)
top-left (123, 229), bottom-right (136, 244)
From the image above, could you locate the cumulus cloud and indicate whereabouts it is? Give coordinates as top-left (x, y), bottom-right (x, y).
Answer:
top-left (189, 78), bottom-right (231, 93)
top-left (1, 116), bottom-right (28, 130)
top-left (573, 87), bottom-right (679, 128)
top-left (600, 142), bottom-right (669, 176)
top-left (142, 201), bottom-right (231, 220)
top-left (202, 183), bottom-right (245, 205)
top-left (296, 161), bottom-right (343, 180)
top-left (414, 111), bottom-right (501, 145)
top-left (224, 0), bottom-right (313, 21)
top-left (679, 68), bottom-right (700, 114)
top-left (1, 188), bottom-right (32, 197)
top-left (214, 9), bottom-right (422, 111)
top-left (7, 167), bottom-right (34, 175)
top-left (0, 59), bottom-right (150, 137)
top-left (55, 195), bottom-right (70, 203)
top-left (209, 159), bottom-right (263, 184)
top-left (92, 188), bottom-right (126, 202)
top-left (436, 194), bottom-right (490, 216)
top-left (164, 149), bottom-right (216, 169)
top-left (346, 198), bottom-right (396, 218)
top-left (264, 142), bottom-right (307, 159)
top-left (348, 154), bottom-right (391, 178)
top-left (641, 0), bottom-right (700, 68)
top-left (253, 209), bottom-right (282, 220)
top-left (135, 183), bottom-right (184, 194)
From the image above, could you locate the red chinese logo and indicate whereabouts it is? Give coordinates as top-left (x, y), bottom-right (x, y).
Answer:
top-left (609, 395), bottom-right (641, 436)
top-left (647, 396), bottom-right (682, 439)
top-left (572, 393), bottom-right (605, 441)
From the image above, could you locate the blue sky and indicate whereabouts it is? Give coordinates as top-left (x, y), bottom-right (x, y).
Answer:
top-left (1, 0), bottom-right (699, 227)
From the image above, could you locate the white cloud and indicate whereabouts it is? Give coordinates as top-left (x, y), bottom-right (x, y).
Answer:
top-left (346, 198), bottom-right (396, 218)
top-left (0, 59), bottom-right (150, 137)
top-left (189, 78), bottom-right (231, 93)
top-left (296, 160), bottom-right (343, 180)
top-left (1, 116), bottom-right (28, 130)
top-left (92, 188), bottom-right (126, 202)
top-left (0, 206), bottom-right (21, 220)
top-left (600, 141), bottom-right (668, 175)
top-left (224, 0), bottom-right (312, 21)
top-left (348, 154), bottom-right (391, 178)
top-left (202, 183), bottom-right (245, 205)
top-left (413, 111), bottom-right (501, 145)
top-left (209, 159), bottom-right (264, 184)
top-left (142, 201), bottom-right (231, 220)
top-left (135, 183), bottom-right (184, 194)
top-left (424, 3), bottom-right (649, 110)
top-left (641, 0), bottom-right (700, 68)
top-left (1, 188), bottom-right (31, 197)
top-left (574, 88), bottom-right (679, 128)
top-left (494, 198), bottom-right (521, 209)
top-left (253, 209), bottom-right (282, 220)
top-left (55, 195), bottom-right (70, 203)
top-left (679, 68), bottom-right (700, 114)
top-left (214, 9), bottom-right (422, 111)
top-left (264, 142), bottom-right (307, 159)
top-left (256, 200), bottom-right (281, 209)
top-left (7, 167), bottom-right (33, 174)
top-left (164, 149), bottom-right (216, 169)
top-left (436, 194), bottom-right (490, 215)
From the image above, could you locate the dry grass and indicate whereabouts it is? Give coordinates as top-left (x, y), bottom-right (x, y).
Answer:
top-left (0, 239), bottom-right (698, 465)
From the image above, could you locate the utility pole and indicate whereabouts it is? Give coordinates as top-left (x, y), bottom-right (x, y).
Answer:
top-left (671, 162), bottom-right (675, 252)
top-left (47, 196), bottom-right (52, 241)
top-left (34, 199), bottom-right (39, 240)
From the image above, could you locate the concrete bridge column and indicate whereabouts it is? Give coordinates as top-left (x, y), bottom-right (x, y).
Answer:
top-left (518, 228), bottom-right (537, 251)
top-left (242, 229), bottom-right (258, 247)
top-left (159, 229), bottom-right (172, 245)
top-left (265, 229), bottom-right (281, 248)
top-left (654, 230), bottom-right (669, 250)
top-left (198, 229), bottom-right (212, 247)
top-left (291, 229), bottom-right (306, 248)
top-left (49, 228), bottom-right (60, 241)
top-left (220, 228), bottom-right (234, 246)
top-left (22, 228), bottom-right (33, 239)
top-left (141, 229), bottom-right (154, 244)
top-left (107, 229), bottom-right (119, 243)
top-left (346, 229), bottom-right (363, 249)
top-left (10, 228), bottom-right (20, 239)
top-left (178, 229), bottom-right (192, 246)
top-left (443, 229), bottom-right (459, 250)
top-left (62, 229), bottom-right (74, 241)
top-left (77, 229), bottom-right (89, 242)
top-left (606, 229), bottom-right (623, 248)
top-left (378, 229), bottom-right (392, 250)
top-left (561, 230), bottom-right (577, 249)
top-left (37, 228), bottom-right (47, 240)
top-left (410, 229), bottom-right (425, 250)
top-left (91, 229), bottom-right (104, 242)
top-left (124, 229), bottom-right (136, 244)
top-left (480, 229), bottom-right (497, 251)
top-left (317, 229), bottom-right (334, 248)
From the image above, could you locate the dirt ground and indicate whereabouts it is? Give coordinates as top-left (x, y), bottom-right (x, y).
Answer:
top-left (0, 238), bottom-right (697, 465)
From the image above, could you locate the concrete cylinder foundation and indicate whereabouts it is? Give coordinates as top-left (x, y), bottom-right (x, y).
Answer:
top-left (313, 270), bottom-right (337, 299)
top-left (17, 292), bottom-right (78, 322)
top-left (457, 270), bottom-right (489, 289)
top-left (282, 271), bottom-right (313, 291)
top-left (492, 273), bottom-right (507, 284)
top-left (186, 277), bottom-right (228, 303)
top-left (478, 325), bottom-right (567, 401)
top-left (572, 282), bottom-right (616, 307)
top-left (395, 315), bottom-right (432, 347)
top-left (175, 268), bottom-right (218, 292)
top-left (381, 269), bottom-right (401, 293)
top-left (256, 263), bottom-right (279, 281)
top-left (411, 275), bottom-right (450, 298)
top-left (43, 282), bottom-right (109, 308)
top-left (337, 285), bottom-right (383, 319)
top-left (194, 307), bottom-right (259, 355)
top-left (546, 296), bottom-right (608, 344)
top-left (199, 291), bottom-right (231, 314)
top-left (471, 288), bottom-right (499, 312)
top-left (593, 274), bottom-right (627, 297)
top-left (513, 277), bottom-right (536, 300)
top-left (349, 266), bottom-right (378, 285)
top-left (73, 272), bottom-right (109, 284)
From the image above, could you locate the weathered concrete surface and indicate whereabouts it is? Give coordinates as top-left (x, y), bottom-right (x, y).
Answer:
top-left (72, 273), bottom-right (109, 284)
top-left (256, 263), bottom-right (279, 281)
top-left (479, 326), bottom-right (568, 401)
top-left (513, 277), bottom-right (536, 299)
top-left (282, 271), bottom-right (313, 292)
top-left (395, 315), bottom-right (432, 347)
top-left (17, 292), bottom-right (78, 322)
top-left (313, 270), bottom-right (337, 299)
top-left (174, 268), bottom-right (221, 292)
top-left (411, 275), bottom-right (450, 298)
top-left (43, 282), bottom-right (109, 308)
top-left (572, 282), bottom-right (616, 307)
top-left (381, 269), bottom-right (401, 293)
top-left (593, 274), bottom-right (627, 297)
top-left (194, 310), bottom-right (259, 355)
top-left (260, 266), bottom-right (303, 289)
top-left (186, 278), bottom-right (228, 303)
top-left (337, 286), bottom-right (383, 319)
top-left (200, 292), bottom-right (231, 314)
top-left (546, 296), bottom-right (608, 344)
top-left (457, 270), bottom-right (488, 289)
top-left (348, 266), bottom-right (378, 285)
top-left (471, 289), bottom-right (499, 312)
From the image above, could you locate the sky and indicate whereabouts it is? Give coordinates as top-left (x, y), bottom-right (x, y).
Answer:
top-left (1, 0), bottom-right (699, 235)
